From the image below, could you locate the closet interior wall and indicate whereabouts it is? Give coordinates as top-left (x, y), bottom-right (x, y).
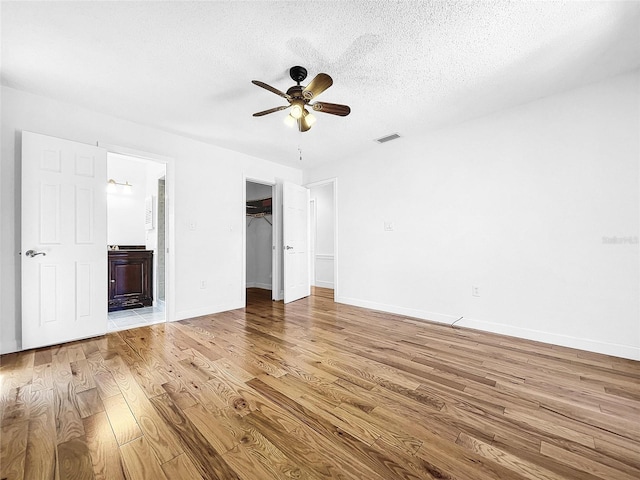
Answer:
top-left (246, 182), bottom-right (273, 290)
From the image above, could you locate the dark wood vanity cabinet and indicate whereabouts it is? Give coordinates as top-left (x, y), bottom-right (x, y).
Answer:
top-left (108, 250), bottom-right (153, 312)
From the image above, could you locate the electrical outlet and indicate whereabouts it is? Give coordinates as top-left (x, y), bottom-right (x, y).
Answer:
top-left (472, 285), bottom-right (480, 297)
top-left (200, 280), bottom-right (207, 289)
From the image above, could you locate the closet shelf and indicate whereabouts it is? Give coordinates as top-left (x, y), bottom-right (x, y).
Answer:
top-left (247, 197), bottom-right (272, 226)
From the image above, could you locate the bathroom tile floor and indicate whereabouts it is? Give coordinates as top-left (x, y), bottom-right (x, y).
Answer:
top-left (108, 300), bottom-right (165, 331)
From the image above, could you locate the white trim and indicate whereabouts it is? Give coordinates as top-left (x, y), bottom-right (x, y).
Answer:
top-left (335, 295), bottom-right (459, 325)
top-left (314, 254), bottom-right (334, 288)
top-left (335, 295), bottom-right (640, 361)
top-left (174, 303), bottom-right (242, 321)
top-left (97, 143), bottom-right (173, 164)
top-left (1, 340), bottom-right (19, 355)
top-left (460, 317), bottom-right (640, 361)
top-left (309, 198), bottom-right (316, 290)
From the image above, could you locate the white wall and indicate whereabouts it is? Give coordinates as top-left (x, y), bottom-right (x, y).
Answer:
top-left (107, 154), bottom-right (148, 246)
top-left (306, 71), bottom-right (640, 360)
top-left (0, 86), bottom-right (302, 353)
top-left (310, 182), bottom-right (335, 288)
top-left (246, 182), bottom-right (273, 289)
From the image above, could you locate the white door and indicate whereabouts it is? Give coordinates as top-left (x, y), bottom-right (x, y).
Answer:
top-left (283, 182), bottom-right (310, 303)
top-left (22, 131), bottom-right (108, 349)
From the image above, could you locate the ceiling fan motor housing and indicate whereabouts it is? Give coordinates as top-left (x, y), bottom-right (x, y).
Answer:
top-left (286, 85), bottom-right (306, 100)
top-left (289, 66), bottom-right (308, 85)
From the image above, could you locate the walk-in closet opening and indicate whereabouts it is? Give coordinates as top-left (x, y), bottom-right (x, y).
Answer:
top-left (246, 180), bottom-right (274, 305)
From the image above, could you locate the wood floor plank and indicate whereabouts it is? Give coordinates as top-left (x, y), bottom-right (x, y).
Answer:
top-left (0, 420), bottom-right (29, 480)
top-left (23, 389), bottom-right (57, 480)
top-left (86, 351), bottom-right (121, 400)
top-left (540, 441), bottom-right (639, 480)
top-left (161, 453), bottom-right (204, 480)
top-left (456, 431), bottom-right (565, 480)
top-left (33, 347), bottom-right (53, 367)
top-left (182, 403), bottom-right (243, 453)
top-left (51, 347), bottom-right (85, 444)
top-left (83, 411), bottom-right (127, 480)
top-left (120, 436), bottom-right (169, 480)
top-left (70, 359), bottom-right (97, 393)
top-left (1, 288), bottom-right (638, 480)
top-left (149, 393), bottom-right (242, 480)
top-left (224, 421), bottom-right (322, 480)
top-left (57, 436), bottom-right (94, 480)
top-left (247, 376), bottom-right (423, 479)
top-left (1, 385), bottom-right (31, 426)
top-left (244, 407), bottom-right (377, 480)
top-left (76, 388), bottom-right (105, 419)
top-left (31, 363), bottom-right (54, 392)
top-left (104, 354), bottom-right (183, 462)
top-left (102, 393), bottom-right (143, 445)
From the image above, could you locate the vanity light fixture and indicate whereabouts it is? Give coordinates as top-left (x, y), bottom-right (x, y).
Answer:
top-left (107, 179), bottom-right (133, 193)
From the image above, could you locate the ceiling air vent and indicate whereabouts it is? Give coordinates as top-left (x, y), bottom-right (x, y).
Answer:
top-left (375, 133), bottom-right (401, 144)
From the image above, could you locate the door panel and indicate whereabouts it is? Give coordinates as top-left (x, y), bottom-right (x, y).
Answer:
top-left (283, 182), bottom-right (310, 303)
top-left (22, 131), bottom-right (107, 350)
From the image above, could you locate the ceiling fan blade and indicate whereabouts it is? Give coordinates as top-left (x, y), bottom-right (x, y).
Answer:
top-left (252, 80), bottom-right (291, 100)
top-left (311, 101), bottom-right (351, 116)
top-left (302, 73), bottom-right (333, 100)
top-left (252, 105), bottom-right (289, 117)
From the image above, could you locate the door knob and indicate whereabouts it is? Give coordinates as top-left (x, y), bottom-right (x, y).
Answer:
top-left (285, 245), bottom-right (293, 250)
top-left (25, 250), bottom-right (46, 258)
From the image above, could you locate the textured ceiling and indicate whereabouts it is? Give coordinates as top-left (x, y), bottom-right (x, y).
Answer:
top-left (2, 1), bottom-right (639, 169)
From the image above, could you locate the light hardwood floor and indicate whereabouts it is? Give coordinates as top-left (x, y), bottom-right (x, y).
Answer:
top-left (1, 287), bottom-right (639, 479)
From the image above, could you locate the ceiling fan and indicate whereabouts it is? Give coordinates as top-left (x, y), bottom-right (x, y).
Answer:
top-left (252, 66), bottom-right (351, 132)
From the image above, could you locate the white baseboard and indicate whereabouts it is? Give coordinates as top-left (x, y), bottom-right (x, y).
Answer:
top-left (334, 296), bottom-right (639, 361)
top-left (335, 296), bottom-right (459, 325)
top-left (246, 282), bottom-right (272, 290)
top-left (314, 280), bottom-right (334, 289)
top-left (174, 302), bottom-right (242, 321)
top-left (461, 317), bottom-right (640, 361)
top-left (1, 340), bottom-right (19, 355)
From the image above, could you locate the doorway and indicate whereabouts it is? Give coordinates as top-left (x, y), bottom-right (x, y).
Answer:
top-left (245, 180), bottom-right (275, 306)
top-left (106, 153), bottom-right (167, 331)
top-left (308, 179), bottom-right (337, 300)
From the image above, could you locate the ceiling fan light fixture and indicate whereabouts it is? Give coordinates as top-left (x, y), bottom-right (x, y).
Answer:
top-left (305, 111), bottom-right (316, 127)
top-left (290, 101), bottom-right (304, 119)
top-left (283, 114), bottom-right (296, 127)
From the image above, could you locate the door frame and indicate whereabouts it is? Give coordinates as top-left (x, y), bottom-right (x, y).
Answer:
top-left (99, 142), bottom-right (176, 323)
top-left (304, 177), bottom-right (339, 299)
top-left (309, 198), bottom-right (317, 287)
top-left (242, 176), bottom-right (280, 304)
